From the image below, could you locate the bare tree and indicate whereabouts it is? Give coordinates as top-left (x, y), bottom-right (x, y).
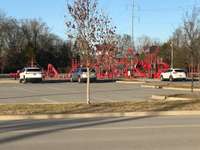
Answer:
top-left (21, 19), bottom-right (47, 66)
top-left (117, 34), bottom-right (133, 55)
top-left (136, 35), bottom-right (160, 52)
top-left (66, 0), bottom-right (116, 104)
top-left (161, 7), bottom-right (200, 69)
top-left (183, 7), bottom-right (200, 68)
top-left (0, 14), bottom-right (22, 72)
top-left (182, 7), bottom-right (200, 91)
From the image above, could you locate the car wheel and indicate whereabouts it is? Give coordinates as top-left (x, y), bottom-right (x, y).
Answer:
top-left (38, 79), bottom-right (42, 83)
top-left (169, 76), bottom-right (173, 82)
top-left (160, 76), bottom-right (164, 81)
top-left (22, 78), bottom-right (27, 84)
top-left (78, 77), bottom-right (82, 83)
top-left (19, 79), bottom-right (23, 83)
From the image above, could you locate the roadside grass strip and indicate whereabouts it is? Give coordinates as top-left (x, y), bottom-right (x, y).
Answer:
top-left (0, 99), bottom-right (200, 115)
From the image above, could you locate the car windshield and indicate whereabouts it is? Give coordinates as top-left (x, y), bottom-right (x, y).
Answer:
top-left (81, 68), bottom-right (87, 72)
top-left (165, 70), bottom-right (171, 73)
top-left (175, 69), bottom-right (185, 72)
top-left (27, 68), bottom-right (41, 72)
top-left (90, 69), bottom-right (96, 73)
top-left (80, 68), bottom-right (96, 73)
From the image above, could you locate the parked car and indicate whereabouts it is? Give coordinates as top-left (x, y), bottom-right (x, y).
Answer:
top-left (19, 67), bottom-right (43, 83)
top-left (71, 67), bottom-right (96, 83)
top-left (160, 68), bottom-right (187, 81)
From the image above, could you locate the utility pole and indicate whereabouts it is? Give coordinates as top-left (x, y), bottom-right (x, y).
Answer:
top-left (132, 0), bottom-right (135, 49)
top-left (170, 41), bottom-right (174, 68)
top-left (130, 0), bottom-right (135, 78)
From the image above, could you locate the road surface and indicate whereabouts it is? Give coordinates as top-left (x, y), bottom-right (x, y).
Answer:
top-left (0, 116), bottom-right (200, 150)
top-left (0, 82), bottom-right (191, 103)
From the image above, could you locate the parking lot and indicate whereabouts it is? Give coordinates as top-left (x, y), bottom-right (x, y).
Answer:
top-left (0, 81), bottom-right (192, 104)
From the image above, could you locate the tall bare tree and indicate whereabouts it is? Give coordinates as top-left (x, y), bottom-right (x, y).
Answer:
top-left (183, 7), bottom-right (200, 91)
top-left (66, 0), bottom-right (116, 104)
top-left (117, 34), bottom-right (133, 55)
top-left (136, 35), bottom-right (160, 52)
top-left (183, 7), bottom-right (200, 70)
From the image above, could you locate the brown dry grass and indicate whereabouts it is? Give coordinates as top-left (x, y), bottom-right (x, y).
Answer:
top-left (0, 100), bottom-right (200, 115)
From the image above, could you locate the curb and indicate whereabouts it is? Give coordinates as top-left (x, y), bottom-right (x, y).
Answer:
top-left (151, 95), bottom-right (166, 100)
top-left (141, 85), bottom-right (157, 88)
top-left (1, 111), bottom-right (200, 121)
top-left (151, 95), bottom-right (193, 101)
top-left (163, 87), bottom-right (200, 91)
top-left (116, 81), bottom-right (145, 84)
top-left (142, 84), bottom-right (200, 91)
top-left (166, 97), bottom-right (192, 101)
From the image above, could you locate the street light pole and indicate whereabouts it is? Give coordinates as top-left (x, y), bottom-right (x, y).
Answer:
top-left (132, 0), bottom-right (135, 49)
top-left (170, 41), bottom-right (174, 68)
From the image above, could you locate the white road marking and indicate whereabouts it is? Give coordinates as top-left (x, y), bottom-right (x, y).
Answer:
top-left (41, 97), bottom-right (58, 103)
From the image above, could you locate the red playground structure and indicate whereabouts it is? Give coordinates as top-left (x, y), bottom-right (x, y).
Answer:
top-left (68, 46), bottom-right (169, 79)
top-left (45, 64), bottom-right (59, 78)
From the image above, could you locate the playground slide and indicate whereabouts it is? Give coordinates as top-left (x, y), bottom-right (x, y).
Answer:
top-left (47, 64), bottom-right (59, 77)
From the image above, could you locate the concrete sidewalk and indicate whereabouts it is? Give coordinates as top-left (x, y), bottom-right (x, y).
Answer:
top-left (151, 95), bottom-right (192, 101)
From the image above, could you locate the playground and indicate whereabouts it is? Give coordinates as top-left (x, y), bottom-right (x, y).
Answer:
top-left (39, 46), bottom-right (170, 81)
top-left (73, 46), bottom-right (168, 80)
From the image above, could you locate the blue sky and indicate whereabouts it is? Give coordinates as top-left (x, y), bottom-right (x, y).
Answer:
top-left (0, 0), bottom-right (199, 42)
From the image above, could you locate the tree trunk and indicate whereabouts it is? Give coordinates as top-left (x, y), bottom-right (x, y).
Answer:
top-left (191, 55), bottom-right (194, 93)
top-left (86, 66), bottom-right (91, 104)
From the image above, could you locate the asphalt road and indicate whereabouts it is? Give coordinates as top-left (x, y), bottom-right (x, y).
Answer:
top-left (0, 116), bottom-right (200, 150)
top-left (0, 82), bottom-right (192, 103)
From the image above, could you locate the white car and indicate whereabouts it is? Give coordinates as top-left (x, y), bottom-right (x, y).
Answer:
top-left (160, 68), bottom-right (186, 81)
top-left (71, 68), bottom-right (97, 83)
top-left (19, 67), bottom-right (43, 83)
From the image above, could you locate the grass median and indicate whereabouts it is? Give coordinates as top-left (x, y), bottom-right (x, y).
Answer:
top-left (0, 99), bottom-right (200, 115)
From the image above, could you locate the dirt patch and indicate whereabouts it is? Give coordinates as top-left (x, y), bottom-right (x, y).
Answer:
top-left (166, 93), bottom-right (200, 99)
